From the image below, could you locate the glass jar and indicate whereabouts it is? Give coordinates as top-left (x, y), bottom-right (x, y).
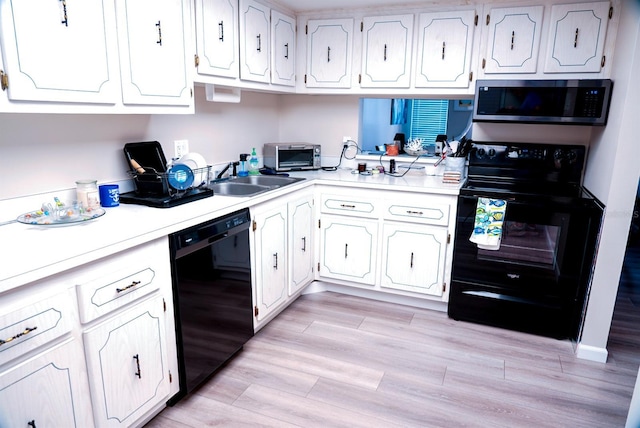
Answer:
top-left (76, 179), bottom-right (100, 209)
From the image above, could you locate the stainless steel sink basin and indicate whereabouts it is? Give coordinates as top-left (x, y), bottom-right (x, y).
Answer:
top-left (209, 175), bottom-right (305, 197)
top-left (233, 175), bottom-right (305, 187)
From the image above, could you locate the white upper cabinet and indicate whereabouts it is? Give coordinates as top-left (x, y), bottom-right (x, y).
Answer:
top-left (483, 5), bottom-right (544, 74)
top-left (306, 18), bottom-right (354, 88)
top-left (240, 0), bottom-right (271, 83)
top-left (271, 10), bottom-right (296, 86)
top-left (115, 0), bottom-right (192, 106)
top-left (415, 9), bottom-right (477, 88)
top-left (360, 14), bottom-right (414, 88)
top-left (0, 0), bottom-right (120, 104)
top-left (194, 0), bottom-right (239, 79)
top-left (543, 1), bottom-right (611, 73)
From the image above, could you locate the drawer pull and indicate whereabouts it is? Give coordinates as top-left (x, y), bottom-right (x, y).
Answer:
top-left (410, 252), bottom-right (414, 268)
top-left (406, 210), bottom-right (424, 216)
top-left (273, 253), bottom-right (278, 270)
top-left (116, 280), bottom-right (141, 293)
top-left (302, 236), bottom-right (307, 252)
top-left (0, 326), bottom-right (37, 346)
top-left (340, 204), bottom-right (356, 209)
top-left (344, 243), bottom-right (348, 259)
top-left (133, 354), bottom-right (141, 378)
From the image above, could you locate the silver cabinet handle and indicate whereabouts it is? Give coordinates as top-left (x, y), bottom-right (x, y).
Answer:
top-left (442, 41), bottom-right (446, 60)
top-left (511, 31), bottom-right (515, 50)
top-left (284, 43), bottom-right (289, 59)
top-left (327, 46), bottom-right (331, 62)
top-left (302, 236), bottom-right (306, 252)
top-left (59, 0), bottom-right (68, 26)
top-left (133, 354), bottom-right (141, 378)
top-left (410, 252), bottom-right (414, 268)
top-left (344, 243), bottom-right (348, 259)
top-left (219, 21), bottom-right (224, 41)
top-left (273, 253), bottom-right (278, 269)
top-left (384, 43), bottom-right (387, 61)
top-left (156, 21), bottom-right (162, 46)
top-left (257, 34), bottom-right (262, 52)
top-left (574, 28), bottom-right (579, 48)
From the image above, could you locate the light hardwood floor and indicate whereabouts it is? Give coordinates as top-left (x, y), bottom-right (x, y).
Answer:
top-left (146, 287), bottom-right (637, 428)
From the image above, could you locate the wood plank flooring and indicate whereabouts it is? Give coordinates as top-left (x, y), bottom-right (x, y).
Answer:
top-left (147, 280), bottom-right (638, 427)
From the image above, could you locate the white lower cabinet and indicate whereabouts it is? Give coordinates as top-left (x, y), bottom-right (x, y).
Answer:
top-left (381, 222), bottom-right (448, 297)
top-left (289, 194), bottom-right (314, 295)
top-left (83, 295), bottom-right (170, 427)
top-left (317, 186), bottom-right (456, 302)
top-left (319, 216), bottom-right (378, 285)
top-left (0, 339), bottom-right (94, 427)
top-left (252, 189), bottom-right (315, 329)
top-left (253, 201), bottom-right (288, 322)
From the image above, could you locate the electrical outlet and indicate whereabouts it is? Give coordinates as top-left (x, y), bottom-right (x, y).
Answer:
top-left (174, 139), bottom-right (189, 159)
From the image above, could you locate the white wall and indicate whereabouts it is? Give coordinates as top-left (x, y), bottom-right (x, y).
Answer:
top-left (578, 0), bottom-right (640, 361)
top-left (0, 87), bottom-right (282, 201)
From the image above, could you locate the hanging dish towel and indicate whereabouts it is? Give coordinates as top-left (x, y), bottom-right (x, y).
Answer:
top-left (469, 197), bottom-right (507, 250)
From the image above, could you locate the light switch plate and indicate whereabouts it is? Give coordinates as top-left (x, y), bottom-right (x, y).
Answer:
top-left (174, 140), bottom-right (189, 159)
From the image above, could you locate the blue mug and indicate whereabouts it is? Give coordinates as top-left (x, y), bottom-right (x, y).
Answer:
top-left (99, 184), bottom-right (119, 207)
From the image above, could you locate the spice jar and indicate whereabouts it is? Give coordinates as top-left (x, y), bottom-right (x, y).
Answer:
top-left (76, 179), bottom-right (100, 209)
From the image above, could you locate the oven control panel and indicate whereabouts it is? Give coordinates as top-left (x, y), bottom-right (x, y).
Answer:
top-left (471, 143), bottom-right (583, 165)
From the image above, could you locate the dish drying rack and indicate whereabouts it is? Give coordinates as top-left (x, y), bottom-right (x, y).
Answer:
top-left (129, 165), bottom-right (211, 197)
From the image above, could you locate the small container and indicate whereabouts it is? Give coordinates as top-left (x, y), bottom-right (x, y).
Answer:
top-left (358, 162), bottom-right (367, 172)
top-left (99, 184), bottom-right (120, 207)
top-left (385, 144), bottom-right (399, 156)
top-left (238, 153), bottom-right (249, 177)
top-left (389, 159), bottom-right (396, 173)
top-left (76, 180), bottom-right (99, 209)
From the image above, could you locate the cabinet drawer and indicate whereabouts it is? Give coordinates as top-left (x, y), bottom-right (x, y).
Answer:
top-left (77, 267), bottom-right (159, 323)
top-left (0, 290), bottom-right (73, 367)
top-left (76, 240), bottom-right (169, 323)
top-left (384, 201), bottom-right (450, 226)
top-left (320, 194), bottom-right (378, 218)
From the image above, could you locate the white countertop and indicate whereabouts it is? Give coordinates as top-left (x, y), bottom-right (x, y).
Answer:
top-left (0, 168), bottom-right (463, 293)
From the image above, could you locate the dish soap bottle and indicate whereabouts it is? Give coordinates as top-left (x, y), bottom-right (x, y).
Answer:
top-left (249, 148), bottom-right (260, 175)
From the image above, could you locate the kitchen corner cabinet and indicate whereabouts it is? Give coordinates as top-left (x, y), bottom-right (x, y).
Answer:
top-left (239, 0), bottom-right (271, 83)
top-left (543, 1), bottom-right (611, 74)
top-left (289, 194), bottom-right (314, 295)
top-left (252, 201), bottom-right (288, 322)
top-left (415, 9), bottom-right (477, 88)
top-left (482, 5), bottom-right (544, 74)
top-left (0, 0), bottom-right (120, 104)
top-left (271, 10), bottom-right (296, 87)
top-left (115, 0), bottom-right (192, 106)
top-left (360, 14), bottom-right (414, 88)
top-left (305, 18), bottom-right (354, 88)
top-left (194, 0), bottom-right (240, 79)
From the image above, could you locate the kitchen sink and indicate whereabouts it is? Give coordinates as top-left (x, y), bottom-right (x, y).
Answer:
top-left (209, 175), bottom-right (305, 197)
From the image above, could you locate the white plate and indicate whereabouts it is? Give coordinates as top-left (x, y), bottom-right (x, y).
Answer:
top-left (177, 153), bottom-right (208, 185)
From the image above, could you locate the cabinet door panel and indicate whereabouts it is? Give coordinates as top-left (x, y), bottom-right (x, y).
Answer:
top-left (381, 223), bottom-right (447, 296)
top-left (84, 296), bottom-right (169, 427)
top-left (239, 0), bottom-right (270, 83)
top-left (254, 208), bottom-right (287, 320)
top-left (415, 10), bottom-right (476, 88)
top-left (320, 217), bottom-right (377, 285)
top-left (116, 0), bottom-right (191, 105)
top-left (271, 10), bottom-right (296, 86)
top-left (289, 196), bottom-right (314, 295)
top-left (0, 0), bottom-right (119, 103)
top-left (0, 340), bottom-right (94, 428)
top-left (484, 6), bottom-right (543, 74)
top-left (361, 14), bottom-right (413, 88)
top-left (544, 1), bottom-right (610, 73)
top-left (195, 0), bottom-right (239, 78)
top-left (306, 18), bottom-right (353, 88)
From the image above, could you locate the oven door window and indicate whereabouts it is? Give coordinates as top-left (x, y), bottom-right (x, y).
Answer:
top-left (478, 219), bottom-right (564, 270)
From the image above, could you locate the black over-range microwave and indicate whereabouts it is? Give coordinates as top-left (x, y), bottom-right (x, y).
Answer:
top-left (473, 79), bottom-right (613, 126)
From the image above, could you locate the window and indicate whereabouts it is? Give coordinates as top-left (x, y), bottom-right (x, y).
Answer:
top-left (406, 99), bottom-right (448, 144)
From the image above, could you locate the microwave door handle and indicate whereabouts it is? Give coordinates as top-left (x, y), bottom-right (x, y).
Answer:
top-left (288, 145), bottom-right (309, 149)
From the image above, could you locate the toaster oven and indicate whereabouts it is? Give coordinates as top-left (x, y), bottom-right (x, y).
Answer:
top-left (263, 143), bottom-right (321, 171)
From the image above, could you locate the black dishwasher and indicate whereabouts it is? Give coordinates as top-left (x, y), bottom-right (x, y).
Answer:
top-left (168, 208), bottom-right (253, 405)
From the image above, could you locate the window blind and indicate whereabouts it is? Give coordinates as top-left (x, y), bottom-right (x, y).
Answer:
top-left (408, 100), bottom-right (448, 144)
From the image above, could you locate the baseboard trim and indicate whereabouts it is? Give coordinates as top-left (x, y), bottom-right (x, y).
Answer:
top-left (576, 343), bottom-right (609, 363)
